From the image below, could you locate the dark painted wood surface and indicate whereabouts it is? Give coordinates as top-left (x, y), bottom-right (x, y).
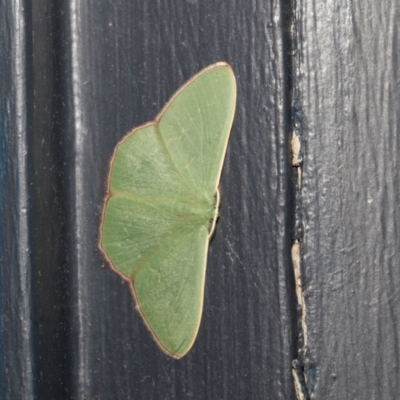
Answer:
top-left (2, 0), bottom-right (399, 399)
top-left (297, 0), bottom-right (400, 398)
top-left (1, 0), bottom-right (296, 399)
top-left (0, 1), bottom-right (34, 398)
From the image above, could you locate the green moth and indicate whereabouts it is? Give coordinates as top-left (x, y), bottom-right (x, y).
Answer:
top-left (99, 63), bottom-right (237, 358)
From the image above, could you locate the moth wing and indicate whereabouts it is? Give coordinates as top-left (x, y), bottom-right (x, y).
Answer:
top-left (158, 63), bottom-right (236, 199)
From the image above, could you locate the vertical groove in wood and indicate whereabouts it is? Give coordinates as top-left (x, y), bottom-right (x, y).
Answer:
top-left (29, 1), bottom-right (74, 398)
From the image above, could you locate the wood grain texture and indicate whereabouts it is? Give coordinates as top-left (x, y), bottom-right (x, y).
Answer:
top-left (0, 1), bottom-right (34, 398)
top-left (297, 0), bottom-right (400, 398)
top-left (1, 0), bottom-right (296, 399)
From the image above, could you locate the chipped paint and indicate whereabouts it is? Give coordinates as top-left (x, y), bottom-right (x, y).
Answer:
top-left (291, 133), bottom-right (302, 167)
top-left (292, 368), bottom-right (306, 400)
top-left (292, 240), bottom-right (308, 347)
top-left (290, 6), bottom-right (311, 398)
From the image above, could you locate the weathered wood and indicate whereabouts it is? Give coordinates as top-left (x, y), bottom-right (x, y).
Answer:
top-left (298, 0), bottom-right (400, 398)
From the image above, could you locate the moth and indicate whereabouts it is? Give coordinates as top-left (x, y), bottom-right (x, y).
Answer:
top-left (99, 63), bottom-right (237, 358)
